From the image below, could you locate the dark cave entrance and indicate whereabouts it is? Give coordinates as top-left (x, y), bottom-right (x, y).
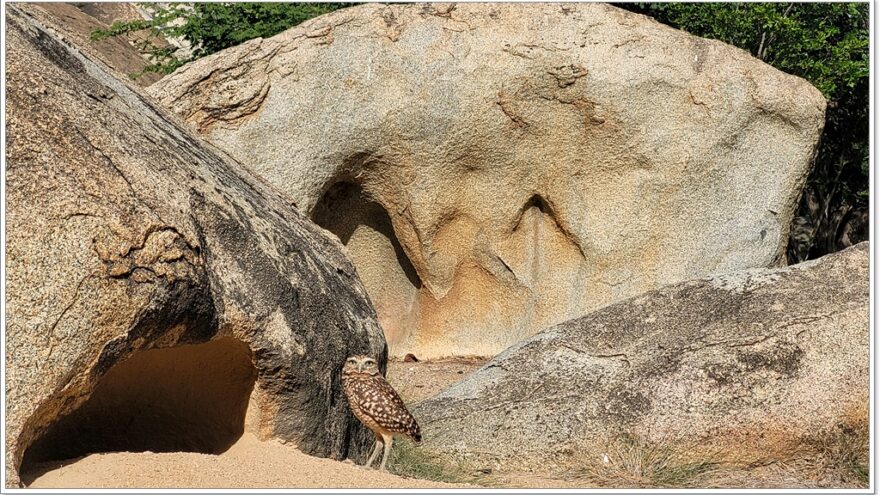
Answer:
top-left (311, 181), bottom-right (421, 288)
top-left (20, 337), bottom-right (257, 479)
top-left (311, 182), bottom-right (422, 351)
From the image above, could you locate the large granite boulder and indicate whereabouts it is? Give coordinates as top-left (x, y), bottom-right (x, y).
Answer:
top-left (19, 2), bottom-right (167, 86)
top-left (5, 6), bottom-right (384, 487)
top-left (414, 243), bottom-right (868, 473)
top-left (148, 3), bottom-right (827, 358)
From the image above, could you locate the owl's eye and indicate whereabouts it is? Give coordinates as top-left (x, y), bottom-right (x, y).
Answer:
top-left (365, 359), bottom-right (375, 365)
top-left (347, 358), bottom-right (356, 364)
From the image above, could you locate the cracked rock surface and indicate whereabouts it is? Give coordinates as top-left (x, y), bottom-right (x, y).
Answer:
top-left (149, 3), bottom-right (827, 358)
top-left (5, 6), bottom-right (384, 486)
top-left (414, 243), bottom-right (868, 472)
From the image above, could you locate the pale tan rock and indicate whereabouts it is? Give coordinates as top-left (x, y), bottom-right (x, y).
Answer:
top-left (149, 3), bottom-right (826, 358)
top-left (19, 3), bottom-right (168, 86)
top-left (5, 7), bottom-right (384, 487)
top-left (414, 243), bottom-right (869, 472)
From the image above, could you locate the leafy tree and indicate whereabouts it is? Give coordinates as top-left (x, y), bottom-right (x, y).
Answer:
top-left (616, 3), bottom-right (869, 263)
top-left (91, 3), bottom-right (348, 76)
top-left (177, 2), bottom-right (348, 58)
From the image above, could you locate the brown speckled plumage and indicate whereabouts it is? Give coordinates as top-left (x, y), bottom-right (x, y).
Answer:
top-left (342, 355), bottom-right (421, 470)
top-left (343, 373), bottom-right (421, 440)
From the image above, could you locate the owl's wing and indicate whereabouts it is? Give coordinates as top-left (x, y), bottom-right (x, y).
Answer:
top-left (361, 377), bottom-right (421, 440)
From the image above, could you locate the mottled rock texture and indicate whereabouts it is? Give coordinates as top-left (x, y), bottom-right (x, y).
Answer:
top-left (19, 2), bottom-right (166, 86)
top-left (5, 7), bottom-right (384, 487)
top-left (149, 3), bottom-right (827, 358)
top-left (414, 243), bottom-right (868, 473)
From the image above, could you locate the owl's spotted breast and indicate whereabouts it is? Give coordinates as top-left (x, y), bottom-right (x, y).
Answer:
top-left (342, 374), bottom-right (421, 442)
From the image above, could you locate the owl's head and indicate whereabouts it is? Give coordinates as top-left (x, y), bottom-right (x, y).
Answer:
top-left (343, 355), bottom-right (380, 376)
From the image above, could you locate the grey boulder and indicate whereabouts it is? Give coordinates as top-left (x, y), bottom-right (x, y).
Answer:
top-left (415, 243), bottom-right (869, 473)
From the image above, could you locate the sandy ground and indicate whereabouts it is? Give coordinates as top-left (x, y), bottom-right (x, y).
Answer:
top-left (23, 358), bottom-right (488, 489)
top-left (24, 433), bottom-right (464, 489)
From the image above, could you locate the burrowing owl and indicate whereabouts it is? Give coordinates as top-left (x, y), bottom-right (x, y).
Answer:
top-left (342, 355), bottom-right (421, 471)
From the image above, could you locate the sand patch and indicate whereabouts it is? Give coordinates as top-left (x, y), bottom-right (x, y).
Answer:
top-left (24, 433), bottom-right (464, 489)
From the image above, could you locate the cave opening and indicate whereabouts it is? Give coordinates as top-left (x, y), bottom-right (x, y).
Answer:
top-left (525, 194), bottom-right (550, 215)
top-left (20, 337), bottom-right (257, 480)
top-left (311, 181), bottom-right (422, 352)
top-left (312, 182), bottom-right (421, 289)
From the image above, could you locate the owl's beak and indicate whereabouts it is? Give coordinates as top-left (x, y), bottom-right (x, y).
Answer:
top-left (357, 363), bottom-right (363, 373)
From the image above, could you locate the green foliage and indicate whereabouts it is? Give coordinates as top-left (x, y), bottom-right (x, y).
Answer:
top-left (176, 2), bottom-right (347, 58)
top-left (616, 3), bottom-right (869, 262)
top-left (624, 3), bottom-right (868, 97)
top-left (91, 3), bottom-right (348, 77)
top-left (91, 3), bottom-right (188, 76)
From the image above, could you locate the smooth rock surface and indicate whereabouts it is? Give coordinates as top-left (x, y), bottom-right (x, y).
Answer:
top-left (149, 3), bottom-right (827, 358)
top-left (5, 7), bottom-right (384, 487)
top-left (414, 243), bottom-right (869, 472)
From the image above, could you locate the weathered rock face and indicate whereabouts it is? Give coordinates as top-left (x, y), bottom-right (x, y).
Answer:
top-left (19, 3), bottom-right (166, 86)
top-left (5, 7), bottom-right (385, 487)
top-left (413, 243), bottom-right (868, 472)
top-left (148, 3), bottom-right (827, 359)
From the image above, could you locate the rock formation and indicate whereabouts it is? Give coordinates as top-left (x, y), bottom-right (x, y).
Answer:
top-left (18, 3), bottom-right (168, 86)
top-left (5, 6), bottom-right (384, 486)
top-left (148, 3), bottom-right (827, 358)
top-left (414, 243), bottom-right (869, 473)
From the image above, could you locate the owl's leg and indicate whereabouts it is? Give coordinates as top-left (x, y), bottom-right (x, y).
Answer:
top-left (364, 437), bottom-right (382, 468)
top-left (378, 433), bottom-right (394, 471)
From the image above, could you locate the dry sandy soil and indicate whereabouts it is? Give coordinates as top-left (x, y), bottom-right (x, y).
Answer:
top-left (23, 359), bottom-right (487, 489)
top-left (24, 432), bottom-right (464, 489)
